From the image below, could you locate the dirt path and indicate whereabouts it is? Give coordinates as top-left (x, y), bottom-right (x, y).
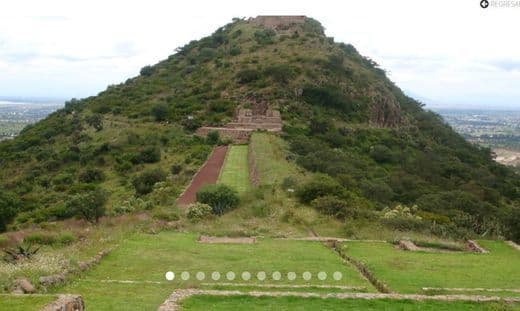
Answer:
top-left (176, 146), bottom-right (228, 206)
top-left (158, 289), bottom-right (520, 310)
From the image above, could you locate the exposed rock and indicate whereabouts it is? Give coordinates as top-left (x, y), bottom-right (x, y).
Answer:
top-left (465, 240), bottom-right (489, 253)
top-left (397, 240), bottom-right (420, 251)
top-left (14, 278), bottom-right (36, 293)
top-left (40, 294), bottom-right (85, 311)
top-left (197, 235), bottom-right (256, 244)
top-left (39, 274), bottom-right (66, 287)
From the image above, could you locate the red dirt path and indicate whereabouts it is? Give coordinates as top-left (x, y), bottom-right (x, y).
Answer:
top-left (176, 145), bottom-right (228, 206)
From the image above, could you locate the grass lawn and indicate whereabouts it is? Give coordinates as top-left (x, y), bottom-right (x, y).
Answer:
top-left (0, 295), bottom-right (57, 311)
top-left (249, 133), bottom-right (301, 186)
top-left (342, 240), bottom-right (520, 295)
top-left (48, 232), bottom-right (371, 310)
top-left (218, 145), bottom-right (250, 193)
top-left (180, 295), bottom-right (520, 311)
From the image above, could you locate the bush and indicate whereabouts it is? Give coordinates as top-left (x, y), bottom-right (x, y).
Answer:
top-left (296, 174), bottom-right (343, 204)
top-left (206, 130), bottom-right (220, 145)
top-left (152, 103), bottom-right (169, 121)
top-left (131, 146), bottom-right (162, 164)
top-left (140, 65), bottom-right (154, 76)
top-left (254, 29), bottom-right (276, 45)
top-left (236, 69), bottom-right (260, 84)
top-left (66, 189), bottom-right (108, 223)
top-left (153, 208), bottom-right (180, 222)
top-left (86, 114), bottom-right (103, 131)
top-left (132, 168), bottom-right (167, 196)
top-left (79, 168), bottom-right (105, 183)
top-left (171, 164), bottom-right (183, 175)
top-left (311, 195), bottom-right (350, 218)
top-left (187, 203), bottom-right (213, 221)
top-left (0, 190), bottom-right (19, 232)
top-left (196, 184), bottom-right (239, 215)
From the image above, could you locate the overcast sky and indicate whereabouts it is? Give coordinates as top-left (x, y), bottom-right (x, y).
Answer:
top-left (1, 0), bottom-right (519, 109)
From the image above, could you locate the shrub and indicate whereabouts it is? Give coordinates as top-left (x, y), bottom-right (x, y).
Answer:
top-left (140, 65), bottom-right (154, 76)
top-left (236, 69), bottom-right (260, 84)
top-left (132, 168), bottom-right (167, 196)
top-left (79, 168), bottom-right (105, 183)
top-left (86, 114), bottom-right (103, 131)
top-left (263, 64), bottom-right (297, 84)
top-left (152, 103), bottom-right (169, 121)
top-left (196, 184), bottom-right (239, 215)
top-left (153, 208), bottom-right (180, 222)
top-left (187, 203), bottom-right (213, 221)
top-left (296, 174), bottom-right (343, 204)
top-left (254, 29), bottom-right (276, 45)
top-left (0, 190), bottom-right (19, 232)
top-left (311, 195), bottom-right (349, 218)
top-left (229, 46), bottom-right (241, 56)
top-left (131, 146), bottom-right (161, 164)
top-left (206, 130), bottom-right (220, 145)
top-left (66, 189), bottom-right (108, 224)
top-left (171, 164), bottom-right (183, 175)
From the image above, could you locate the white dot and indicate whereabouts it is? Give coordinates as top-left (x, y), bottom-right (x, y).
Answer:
top-left (181, 271), bottom-right (190, 281)
top-left (257, 271), bottom-right (266, 281)
top-left (226, 271), bottom-right (236, 281)
top-left (272, 271), bottom-right (281, 281)
top-left (333, 271), bottom-right (343, 281)
top-left (287, 272), bottom-right (296, 281)
top-left (318, 272), bottom-right (327, 280)
top-left (165, 271), bottom-right (175, 281)
top-left (241, 271), bottom-right (251, 281)
top-left (302, 271), bottom-right (312, 281)
top-left (196, 272), bottom-right (205, 281)
top-left (211, 272), bottom-right (221, 281)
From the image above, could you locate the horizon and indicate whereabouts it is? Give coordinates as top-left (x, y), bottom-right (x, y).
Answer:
top-left (1, 1), bottom-right (520, 110)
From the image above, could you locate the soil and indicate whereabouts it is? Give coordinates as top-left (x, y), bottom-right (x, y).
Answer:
top-left (176, 146), bottom-right (229, 206)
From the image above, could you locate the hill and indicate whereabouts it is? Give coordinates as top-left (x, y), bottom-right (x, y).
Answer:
top-left (0, 16), bottom-right (519, 241)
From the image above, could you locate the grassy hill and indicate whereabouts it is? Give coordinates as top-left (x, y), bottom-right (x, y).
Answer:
top-left (0, 16), bottom-right (519, 242)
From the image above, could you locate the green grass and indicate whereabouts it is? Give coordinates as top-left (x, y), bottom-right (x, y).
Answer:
top-left (249, 133), bottom-right (301, 186)
top-left (342, 240), bottom-right (520, 295)
top-left (0, 295), bottom-right (56, 311)
top-left (49, 232), bottom-right (371, 310)
top-left (218, 145), bottom-right (250, 193)
top-left (180, 295), bottom-right (520, 310)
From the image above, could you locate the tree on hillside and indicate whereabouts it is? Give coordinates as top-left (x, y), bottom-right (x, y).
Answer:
top-left (66, 189), bottom-right (108, 224)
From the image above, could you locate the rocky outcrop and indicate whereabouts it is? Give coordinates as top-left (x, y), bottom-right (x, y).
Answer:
top-left (465, 240), bottom-right (489, 253)
top-left (12, 278), bottom-right (36, 294)
top-left (40, 295), bottom-right (84, 311)
top-left (368, 91), bottom-right (401, 128)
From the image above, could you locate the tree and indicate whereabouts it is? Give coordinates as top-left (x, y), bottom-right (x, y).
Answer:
top-left (206, 130), bottom-right (220, 145)
top-left (0, 190), bottom-right (19, 232)
top-left (66, 189), bottom-right (108, 224)
top-left (86, 114), bottom-right (103, 131)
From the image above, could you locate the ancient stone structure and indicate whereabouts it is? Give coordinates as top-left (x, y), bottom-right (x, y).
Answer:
top-left (195, 103), bottom-right (283, 143)
top-left (40, 295), bottom-right (85, 311)
top-left (248, 15), bottom-right (306, 32)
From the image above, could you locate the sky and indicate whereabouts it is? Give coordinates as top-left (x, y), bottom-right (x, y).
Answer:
top-left (0, 0), bottom-right (519, 109)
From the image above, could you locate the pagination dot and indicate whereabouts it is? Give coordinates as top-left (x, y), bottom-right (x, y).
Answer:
top-left (196, 272), bottom-right (205, 281)
top-left (318, 271), bottom-right (327, 280)
top-left (333, 271), bottom-right (343, 281)
top-left (302, 271), bottom-right (312, 281)
top-left (241, 271), bottom-right (251, 281)
top-left (165, 271), bottom-right (175, 281)
top-left (287, 272), bottom-right (296, 281)
top-left (211, 271), bottom-right (221, 281)
top-left (181, 271), bottom-right (190, 281)
top-left (272, 271), bottom-right (281, 281)
top-left (257, 271), bottom-right (266, 281)
top-left (226, 271), bottom-right (236, 281)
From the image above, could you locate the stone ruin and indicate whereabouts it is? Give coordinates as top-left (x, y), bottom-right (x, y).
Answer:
top-left (248, 15), bottom-right (307, 32)
top-left (195, 101), bottom-right (282, 143)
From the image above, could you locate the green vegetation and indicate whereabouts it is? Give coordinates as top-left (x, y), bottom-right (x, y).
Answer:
top-left (218, 145), bottom-right (250, 193)
top-left (249, 133), bottom-right (301, 186)
top-left (0, 295), bottom-right (57, 311)
top-left (196, 184), bottom-right (240, 215)
top-left (181, 295), bottom-right (520, 311)
top-left (342, 240), bottom-right (520, 294)
top-left (47, 232), bottom-right (371, 310)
